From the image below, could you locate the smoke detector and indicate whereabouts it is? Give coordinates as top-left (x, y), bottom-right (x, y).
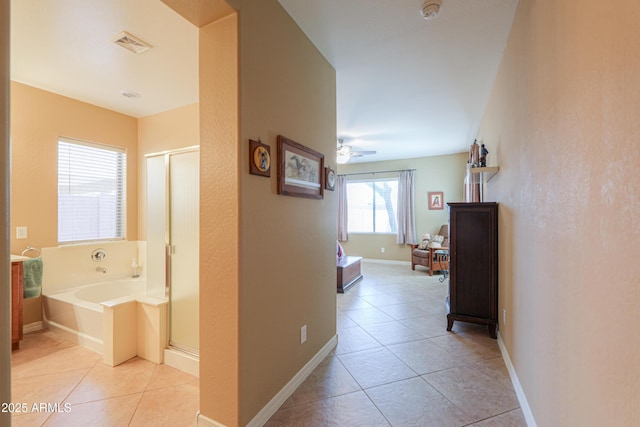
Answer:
top-left (112, 31), bottom-right (153, 54)
top-left (420, 0), bottom-right (443, 20)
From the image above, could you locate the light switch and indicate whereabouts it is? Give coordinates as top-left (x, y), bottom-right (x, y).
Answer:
top-left (16, 226), bottom-right (28, 239)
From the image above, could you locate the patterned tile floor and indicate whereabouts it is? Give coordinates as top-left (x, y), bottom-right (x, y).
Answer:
top-left (266, 261), bottom-right (526, 426)
top-left (11, 331), bottom-right (199, 426)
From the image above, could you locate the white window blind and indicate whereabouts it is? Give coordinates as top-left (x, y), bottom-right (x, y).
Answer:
top-left (58, 138), bottom-right (126, 243)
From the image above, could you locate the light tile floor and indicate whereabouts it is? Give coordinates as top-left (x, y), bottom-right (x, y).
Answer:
top-left (11, 262), bottom-right (525, 427)
top-left (266, 261), bottom-right (526, 426)
top-left (11, 331), bottom-right (199, 426)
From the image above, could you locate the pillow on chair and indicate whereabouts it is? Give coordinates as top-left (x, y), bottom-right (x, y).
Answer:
top-left (417, 239), bottom-right (430, 250)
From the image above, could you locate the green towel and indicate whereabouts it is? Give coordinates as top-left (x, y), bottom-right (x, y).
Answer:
top-left (23, 257), bottom-right (43, 298)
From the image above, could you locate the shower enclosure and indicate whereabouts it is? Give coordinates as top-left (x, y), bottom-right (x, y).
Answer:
top-left (146, 147), bottom-right (199, 356)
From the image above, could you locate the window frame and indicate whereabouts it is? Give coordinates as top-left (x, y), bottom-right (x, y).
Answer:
top-left (57, 137), bottom-right (127, 245)
top-left (346, 176), bottom-right (399, 234)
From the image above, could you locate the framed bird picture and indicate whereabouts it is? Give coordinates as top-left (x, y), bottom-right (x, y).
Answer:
top-left (277, 135), bottom-right (324, 199)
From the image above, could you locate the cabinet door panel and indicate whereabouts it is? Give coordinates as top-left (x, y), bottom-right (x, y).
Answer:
top-left (447, 202), bottom-right (498, 338)
top-left (453, 210), bottom-right (494, 318)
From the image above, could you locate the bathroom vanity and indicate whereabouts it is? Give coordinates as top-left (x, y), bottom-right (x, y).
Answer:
top-left (11, 255), bottom-right (27, 350)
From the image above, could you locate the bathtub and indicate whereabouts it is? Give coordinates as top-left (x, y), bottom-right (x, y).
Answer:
top-left (42, 278), bottom-right (154, 356)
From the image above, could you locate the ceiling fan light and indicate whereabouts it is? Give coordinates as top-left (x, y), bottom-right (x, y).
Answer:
top-left (337, 154), bottom-right (350, 164)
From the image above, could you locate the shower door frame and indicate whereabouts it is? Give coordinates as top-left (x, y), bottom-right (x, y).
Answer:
top-left (146, 146), bottom-right (200, 357)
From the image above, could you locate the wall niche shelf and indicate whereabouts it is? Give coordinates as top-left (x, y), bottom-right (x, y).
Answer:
top-left (469, 166), bottom-right (499, 183)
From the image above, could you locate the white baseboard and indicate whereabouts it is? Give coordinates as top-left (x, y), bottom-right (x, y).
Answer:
top-left (164, 348), bottom-right (199, 377)
top-left (196, 335), bottom-right (338, 427)
top-left (362, 258), bottom-right (410, 266)
top-left (196, 412), bottom-right (227, 427)
top-left (245, 334), bottom-right (338, 427)
top-left (23, 321), bottom-right (43, 334)
top-left (497, 332), bottom-right (537, 427)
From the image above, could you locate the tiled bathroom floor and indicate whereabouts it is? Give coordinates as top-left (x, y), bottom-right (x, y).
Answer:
top-left (11, 331), bottom-right (199, 426)
top-left (266, 261), bottom-right (527, 426)
top-left (12, 262), bottom-right (525, 426)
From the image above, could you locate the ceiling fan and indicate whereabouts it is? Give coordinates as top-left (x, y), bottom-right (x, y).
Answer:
top-left (336, 139), bottom-right (376, 164)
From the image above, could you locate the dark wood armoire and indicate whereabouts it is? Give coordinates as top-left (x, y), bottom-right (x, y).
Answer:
top-left (446, 202), bottom-right (498, 338)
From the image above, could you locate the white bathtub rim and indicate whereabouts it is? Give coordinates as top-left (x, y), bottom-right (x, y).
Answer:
top-left (43, 275), bottom-right (145, 296)
top-left (43, 277), bottom-right (166, 312)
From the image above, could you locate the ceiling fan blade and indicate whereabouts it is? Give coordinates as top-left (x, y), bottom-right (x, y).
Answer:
top-left (350, 150), bottom-right (376, 155)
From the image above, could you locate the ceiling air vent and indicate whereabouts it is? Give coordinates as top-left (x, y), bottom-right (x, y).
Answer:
top-left (112, 31), bottom-right (152, 54)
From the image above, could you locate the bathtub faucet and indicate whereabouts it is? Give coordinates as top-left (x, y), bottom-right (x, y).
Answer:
top-left (96, 266), bottom-right (107, 274)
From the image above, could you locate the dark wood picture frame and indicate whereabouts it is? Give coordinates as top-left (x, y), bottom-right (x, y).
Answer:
top-left (324, 167), bottom-right (336, 191)
top-left (428, 191), bottom-right (444, 210)
top-left (277, 135), bottom-right (324, 199)
top-left (249, 139), bottom-right (271, 177)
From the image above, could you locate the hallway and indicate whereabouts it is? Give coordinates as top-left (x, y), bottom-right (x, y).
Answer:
top-left (266, 261), bottom-right (525, 426)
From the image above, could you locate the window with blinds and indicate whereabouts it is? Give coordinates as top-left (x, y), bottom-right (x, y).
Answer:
top-left (58, 138), bottom-right (126, 244)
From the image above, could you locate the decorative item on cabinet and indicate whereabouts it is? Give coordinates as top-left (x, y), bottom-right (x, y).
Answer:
top-left (464, 140), bottom-right (499, 202)
top-left (479, 143), bottom-right (489, 167)
top-left (446, 202), bottom-right (498, 338)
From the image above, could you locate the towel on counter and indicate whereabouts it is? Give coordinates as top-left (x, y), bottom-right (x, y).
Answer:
top-left (23, 257), bottom-right (44, 298)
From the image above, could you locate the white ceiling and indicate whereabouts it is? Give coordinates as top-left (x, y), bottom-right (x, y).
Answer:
top-left (10, 0), bottom-right (200, 119)
top-left (10, 0), bottom-right (519, 163)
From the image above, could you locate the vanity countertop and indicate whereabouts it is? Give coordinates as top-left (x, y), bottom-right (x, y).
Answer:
top-left (11, 255), bottom-right (30, 262)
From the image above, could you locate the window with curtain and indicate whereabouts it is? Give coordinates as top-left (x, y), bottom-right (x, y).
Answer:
top-left (58, 138), bottom-right (126, 243)
top-left (347, 178), bottom-right (398, 233)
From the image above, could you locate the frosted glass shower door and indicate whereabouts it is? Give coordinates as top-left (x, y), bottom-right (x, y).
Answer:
top-left (168, 150), bottom-right (199, 354)
top-left (146, 156), bottom-right (167, 300)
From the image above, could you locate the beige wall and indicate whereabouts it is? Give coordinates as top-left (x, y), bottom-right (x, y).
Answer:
top-left (10, 82), bottom-right (139, 323)
top-left (199, 12), bottom-right (240, 426)
top-left (160, 2), bottom-right (336, 424)
top-left (337, 153), bottom-right (467, 261)
top-left (478, 0), bottom-right (640, 425)
top-left (10, 82), bottom-right (139, 252)
top-left (137, 103), bottom-right (199, 240)
top-left (236, 1), bottom-right (337, 424)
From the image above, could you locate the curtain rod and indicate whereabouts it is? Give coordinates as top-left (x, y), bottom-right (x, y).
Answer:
top-left (338, 168), bottom-right (415, 177)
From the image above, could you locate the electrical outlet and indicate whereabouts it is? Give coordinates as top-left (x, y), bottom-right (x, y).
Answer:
top-left (380, 247), bottom-right (385, 253)
top-left (301, 325), bottom-right (307, 344)
top-left (503, 308), bottom-right (507, 325)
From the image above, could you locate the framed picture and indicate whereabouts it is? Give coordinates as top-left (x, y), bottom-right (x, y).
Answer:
top-left (428, 191), bottom-right (444, 210)
top-left (277, 135), bottom-right (324, 199)
top-left (249, 139), bottom-right (271, 177)
top-left (324, 167), bottom-right (336, 191)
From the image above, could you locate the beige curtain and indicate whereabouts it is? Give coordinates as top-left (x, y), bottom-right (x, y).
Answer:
top-left (396, 170), bottom-right (417, 244)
